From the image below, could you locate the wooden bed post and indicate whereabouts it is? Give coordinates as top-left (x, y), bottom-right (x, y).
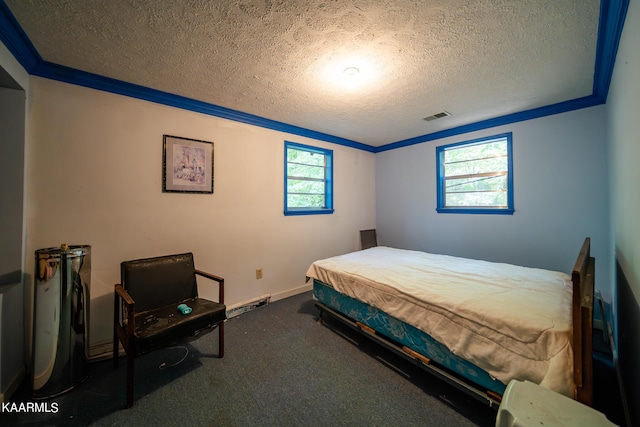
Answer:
top-left (571, 237), bottom-right (595, 406)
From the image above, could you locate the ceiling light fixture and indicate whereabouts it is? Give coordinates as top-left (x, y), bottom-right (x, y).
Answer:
top-left (343, 66), bottom-right (360, 77)
top-left (313, 51), bottom-right (387, 93)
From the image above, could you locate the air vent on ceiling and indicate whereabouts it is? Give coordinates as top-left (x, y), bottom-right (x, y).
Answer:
top-left (423, 111), bottom-right (451, 122)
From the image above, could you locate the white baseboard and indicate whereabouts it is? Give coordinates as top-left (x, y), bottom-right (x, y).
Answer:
top-left (224, 283), bottom-right (312, 318)
top-left (271, 283), bottom-right (312, 302)
top-left (226, 294), bottom-right (271, 319)
top-left (89, 284), bottom-right (313, 361)
top-left (89, 340), bottom-right (118, 362)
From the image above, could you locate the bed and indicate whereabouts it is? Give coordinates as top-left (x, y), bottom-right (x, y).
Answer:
top-left (306, 238), bottom-right (594, 408)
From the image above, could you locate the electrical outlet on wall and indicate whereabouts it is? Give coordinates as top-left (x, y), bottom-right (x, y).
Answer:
top-left (256, 268), bottom-right (263, 279)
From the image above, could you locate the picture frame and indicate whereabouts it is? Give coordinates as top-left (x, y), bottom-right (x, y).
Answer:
top-left (162, 135), bottom-right (214, 194)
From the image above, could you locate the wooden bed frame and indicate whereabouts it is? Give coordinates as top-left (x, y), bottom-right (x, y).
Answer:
top-left (315, 237), bottom-right (595, 408)
top-left (572, 237), bottom-right (595, 406)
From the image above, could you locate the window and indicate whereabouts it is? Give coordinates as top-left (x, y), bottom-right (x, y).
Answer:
top-left (284, 141), bottom-right (334, 216)
top-left (436, 133), bottom-right (514, 214)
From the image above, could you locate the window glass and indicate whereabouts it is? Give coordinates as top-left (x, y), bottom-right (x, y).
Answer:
top-left (285, 141), bottom-right (334, 215)
top-left (436, 133), bottom-right (513, 214)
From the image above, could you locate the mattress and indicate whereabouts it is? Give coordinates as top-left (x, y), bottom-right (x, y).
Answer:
top-left (305, 246), bottom-right (575, 397)
top-left (313, 279), bottom-right (506, 396)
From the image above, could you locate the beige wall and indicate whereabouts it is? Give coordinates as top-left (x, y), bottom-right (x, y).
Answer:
top-left (0, 40), bottom-right (28, 401)
top-left (25, 77), bottom-right (376, 349)
top-left (0, 41), bottom-right (29, 90)
top-left (606, 2), bottom-right (640, 421)
top-left (608, 0), bottom-right (640, 308)
top-left (376, 106), bottom-right (611, 300)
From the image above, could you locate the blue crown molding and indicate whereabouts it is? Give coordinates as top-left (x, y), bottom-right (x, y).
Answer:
top-left (593, 0), bottom-right (630, 103)
top-left (0, 0), bottom-right (41, 71)
top-left (0, 0), bottom-right (629, 155)
top-left (376, 0), bottom-right (630, 153)
top-left (0, 1), bottom-right (375, 153)
top-left (31, 60), bottom-right (376, 153)
top-left (376, 95), bottom-right (602, 153)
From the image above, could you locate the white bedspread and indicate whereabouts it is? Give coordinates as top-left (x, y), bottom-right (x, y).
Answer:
top-left (306, 246), bottom-right (575, 397)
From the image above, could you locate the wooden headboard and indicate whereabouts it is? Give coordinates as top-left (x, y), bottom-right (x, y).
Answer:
top-left (571, 237), bottom-right (595, 406)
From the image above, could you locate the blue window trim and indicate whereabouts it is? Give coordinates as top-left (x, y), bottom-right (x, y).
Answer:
top-left (284, 141), bottom-right (334, 216)
top-left (436, 133), bottom-right (514, 215)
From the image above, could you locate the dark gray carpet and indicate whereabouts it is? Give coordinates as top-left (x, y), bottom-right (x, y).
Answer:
top-left (2, 292), bottom-right (497, 426)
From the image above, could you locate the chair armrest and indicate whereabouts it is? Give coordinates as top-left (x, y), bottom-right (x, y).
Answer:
top-left (195, 269), bottom-right (225, 304)
top-left (195, 269), bottom-right (224, 283)
top-left (115, 284), bottom-right (135, 306)
top-left (115, 284), bottom-right (136, 334)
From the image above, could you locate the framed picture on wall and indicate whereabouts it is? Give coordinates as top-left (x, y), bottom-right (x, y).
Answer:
top-left (162, 135), bottom-right (214, 193)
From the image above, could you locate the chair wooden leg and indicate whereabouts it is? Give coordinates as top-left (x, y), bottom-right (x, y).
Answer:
top-left (113, 338), bottom-right (119, 368)
top-left (219, 322), bottom-right (225, 358)
top-left (126, 350), bottom-right (134, 408)
top-left (113, 293), bottom-right (119, 368)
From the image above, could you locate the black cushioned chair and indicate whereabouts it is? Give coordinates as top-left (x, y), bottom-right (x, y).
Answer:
top-left (113, 253), bottom-right (226, 408)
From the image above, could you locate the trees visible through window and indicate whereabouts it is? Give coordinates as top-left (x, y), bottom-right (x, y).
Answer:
top-left (436, 133), bottom-right (514, 214)
top-left (284, 141), bottom-right (334, 216)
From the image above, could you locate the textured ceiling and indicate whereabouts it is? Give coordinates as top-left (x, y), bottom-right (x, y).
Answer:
top-left (5, 0), bottom-right (601, 147)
